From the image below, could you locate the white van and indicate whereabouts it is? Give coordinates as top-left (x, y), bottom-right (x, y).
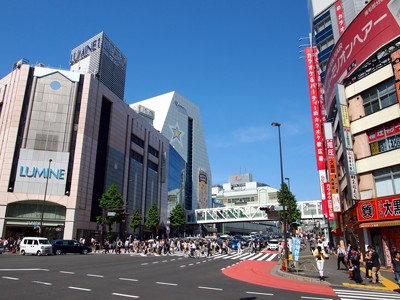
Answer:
top-left (20, 237), bottom-right (52, 256)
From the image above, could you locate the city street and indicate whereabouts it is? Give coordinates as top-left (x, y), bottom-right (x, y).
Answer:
top-left (0, 251), bottom-right (341, 300)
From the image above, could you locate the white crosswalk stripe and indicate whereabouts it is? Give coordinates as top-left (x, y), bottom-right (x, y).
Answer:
top-left (248, 253), bottom-right (265, 260)
top-left (334, 288), bottom-right (400, 300)
top-left (209, 251), bottom-right (278, 262)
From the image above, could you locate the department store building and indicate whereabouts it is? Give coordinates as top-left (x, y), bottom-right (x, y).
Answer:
top-left (0, 32), bottom-right (212, 240)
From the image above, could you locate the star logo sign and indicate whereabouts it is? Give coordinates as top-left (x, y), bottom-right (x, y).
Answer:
top-left (169, 122), bottom-right (185, 147)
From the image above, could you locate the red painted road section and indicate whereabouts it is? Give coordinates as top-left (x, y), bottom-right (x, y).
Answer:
top-left (222, 260), bottom-right (337, 297)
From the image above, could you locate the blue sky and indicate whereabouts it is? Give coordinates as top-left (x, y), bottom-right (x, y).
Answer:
top-left (0, 1), bottom-right (320, 201)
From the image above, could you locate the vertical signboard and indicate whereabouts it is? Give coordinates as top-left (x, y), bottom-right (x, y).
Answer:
top-left (305, 47), bottom-right (328, 215)
top-left (324, 123), bottom-right (341, 213)
top-left (198, 171), bottom-right (208, 209)
top-left (336, 84), bottom-right (360, 201)
top-left (335, 1), bottom-right (346, 35)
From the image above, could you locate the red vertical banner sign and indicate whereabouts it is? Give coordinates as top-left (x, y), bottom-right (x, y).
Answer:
top-left (335, 0), bottom-right (346, 35)
top-left (305, 47), bottom-right (328, 216)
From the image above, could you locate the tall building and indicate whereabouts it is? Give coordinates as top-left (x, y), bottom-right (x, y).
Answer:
top-left (0, 33), bottom-right (169, 240)
top-left (131, 92), bottom-right (212, 223)
top-left (306, 0), bottom-right (400, 263)
top-left (70, 32), bottom-right (127, 100)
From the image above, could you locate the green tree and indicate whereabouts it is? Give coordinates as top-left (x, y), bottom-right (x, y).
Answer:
top-left (97, 184), bottom-right (124, 239)
top-left (277, 182), bottom-right (301, 234)
top-left (169, 204), bottom-right (186, 237)
top-left (129, 208), bottom-right (142, 237)
top-left (145, 203), bottom-right (160, 238)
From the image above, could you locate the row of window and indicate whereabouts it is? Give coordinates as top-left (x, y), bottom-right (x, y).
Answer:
top-left (374, 166), bottom-right (400, 197)
top-left (131, 134), bottom-right (159, 158)
top-left (362, 78), bottom-right (397, 115)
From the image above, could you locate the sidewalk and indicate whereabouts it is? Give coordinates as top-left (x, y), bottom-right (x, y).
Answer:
top-left (276, 251), bottom-right (400, 292)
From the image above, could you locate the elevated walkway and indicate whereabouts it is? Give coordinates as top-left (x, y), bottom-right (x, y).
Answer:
top-left (194, 205), bottom-right (279, 224)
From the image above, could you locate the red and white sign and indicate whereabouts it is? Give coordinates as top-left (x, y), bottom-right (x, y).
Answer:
top-left (335, 0), bottom-right (346, 35)
top-left (324, 0), bottom-right (400, 112)
top-left (357, 195), bottom-right (400, 222)
top-left (368, 119), bottom-right (400, 142)
top-left (305, 47), bottom-right (326, 171)
top-left (324, 182), bottom-right (335, 220)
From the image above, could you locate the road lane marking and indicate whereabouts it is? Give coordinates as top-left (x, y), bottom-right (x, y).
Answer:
top-left (246, 291), bottom-right (274, 296)
top-left (0, 268), bottom-right (49, 271)
top-left (119, 278), bottom-right (139, 282)
top-left (60, 271), bottom-right (75, 274)
top-left (156, 281), bottom-right (178, 286)
top-left (141, 263), bottom-right (148, 265)
top-left (33, 281), bottom-right (52, 285)
top-left (301, 297), bottom-right (333, 300)
top-left (2, 276), bottom-right (19, 280)
top-left (267, 253), bottom-right (277, 261)
top-left (87, 274), bottom-right (104, 278)
top-left (68, 286), bottom-right (92, 291)
top-left (112, 293), bottom-right (139, 298)
top-left (198, 286), bottom-right (223, 291)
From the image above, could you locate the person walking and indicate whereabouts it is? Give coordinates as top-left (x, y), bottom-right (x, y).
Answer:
top-left (313, 246), bottom-right (327, 281)
top-left (349, 246), bottom-right (364, 284)
top-left (364, 245), bottom-right (373, 279)
top-left (336, 244), bottom-right (347, 270)
top-left (392, 250), bottom-right (400, 287)
top-left (370, 246), bottom-right (382, 284)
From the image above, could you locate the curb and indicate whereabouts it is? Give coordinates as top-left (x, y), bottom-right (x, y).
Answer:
top-left (273, 263), bottom-right (330, 285)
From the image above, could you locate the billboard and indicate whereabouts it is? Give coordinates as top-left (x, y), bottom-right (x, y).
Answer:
top-left (14, 149), bottom-right (69, 196)
top-left (324, 0), bottom-right (400, 112)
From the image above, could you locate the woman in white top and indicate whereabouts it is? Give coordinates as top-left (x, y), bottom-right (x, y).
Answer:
top-left (313, 246), bottom-right (327, 280)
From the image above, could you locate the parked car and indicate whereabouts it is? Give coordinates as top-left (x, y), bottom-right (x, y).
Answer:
top-left (266, 239), bottom-right (280, 251)
top-left (52, 239), bottom-right (92, 255)
top-left (20, 237), bottom-right (52, 256)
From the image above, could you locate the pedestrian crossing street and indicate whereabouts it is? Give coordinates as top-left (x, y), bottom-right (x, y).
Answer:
top-left (334, 288), bottom-right (400, 300)
top-left (211, 251), bottom-right (278, 262)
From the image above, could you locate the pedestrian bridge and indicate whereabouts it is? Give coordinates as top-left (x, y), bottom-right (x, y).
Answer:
top-left (194, 205), bottom-right (279, 224)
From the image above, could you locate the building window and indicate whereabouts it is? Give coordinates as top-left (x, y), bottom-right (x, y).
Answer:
top-left (374, 166), bottom-right (400, 197)
top-left (148, 145), bottom-right (159, 158)
top-left (315, 16), bottom-right (332, 34)
top-left (363, 78), bottom-right (397, 115)
top-left (368, 120), bottom-right (400, 155)
top-left (131, 134), bottom-right (144, 148)
top-left (318, 36), bottom-right (334, 52)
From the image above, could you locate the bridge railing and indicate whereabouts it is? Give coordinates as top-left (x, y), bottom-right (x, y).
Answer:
top-left (194, 205), bottom-right (277, 224)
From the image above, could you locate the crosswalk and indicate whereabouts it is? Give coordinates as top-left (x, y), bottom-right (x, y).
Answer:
top-left (211, 251), bottom-right (278, 262)
top-left (334, 288), bottom-right (400, 300)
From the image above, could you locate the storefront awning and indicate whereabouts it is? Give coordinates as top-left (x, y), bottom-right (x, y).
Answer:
top-left (359, 220), bottom-right (400, 228)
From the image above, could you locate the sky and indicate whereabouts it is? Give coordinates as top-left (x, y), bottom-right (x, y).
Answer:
top-left (0, 1), bottom-right (321, 201)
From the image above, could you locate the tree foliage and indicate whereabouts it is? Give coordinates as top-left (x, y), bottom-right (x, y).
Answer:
top-left (145, 203), bottom-right (160, 237)
top-left (97, 184), bottom-right (124, 234)
top-left (129, 208), bottom-right (142, 235)
top-left (169, 204), bottom-right (186, 236)
top-left (277, 182), bottom-right (301, 232)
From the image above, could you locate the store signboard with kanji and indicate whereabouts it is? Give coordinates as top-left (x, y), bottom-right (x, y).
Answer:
top-left (357, 196), bottom-right (400, 222)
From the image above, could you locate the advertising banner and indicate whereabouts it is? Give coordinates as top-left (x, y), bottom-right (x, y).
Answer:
top-left (292, 237), bottom-right (302, 261)
top-left (324, 0), bottom-right (400, 112)
top-left (335, 0), bottom-right (346, 35)
top-left (357, 195), bottom-right (400, 222)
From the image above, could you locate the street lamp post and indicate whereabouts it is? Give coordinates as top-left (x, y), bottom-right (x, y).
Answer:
top-left (285, 177), bottom-right (290, 192)
top-left (40, 159), bottom-right (52, 237)
top-left (271, 122), bottom-right (289, 265)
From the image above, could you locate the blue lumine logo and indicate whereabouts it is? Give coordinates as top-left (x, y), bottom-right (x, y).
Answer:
top-left (19, 166), bottom-right (65, 180)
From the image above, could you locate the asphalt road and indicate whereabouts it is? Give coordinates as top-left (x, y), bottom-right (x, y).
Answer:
top-left (0, 252), bottom-right (340, 300)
